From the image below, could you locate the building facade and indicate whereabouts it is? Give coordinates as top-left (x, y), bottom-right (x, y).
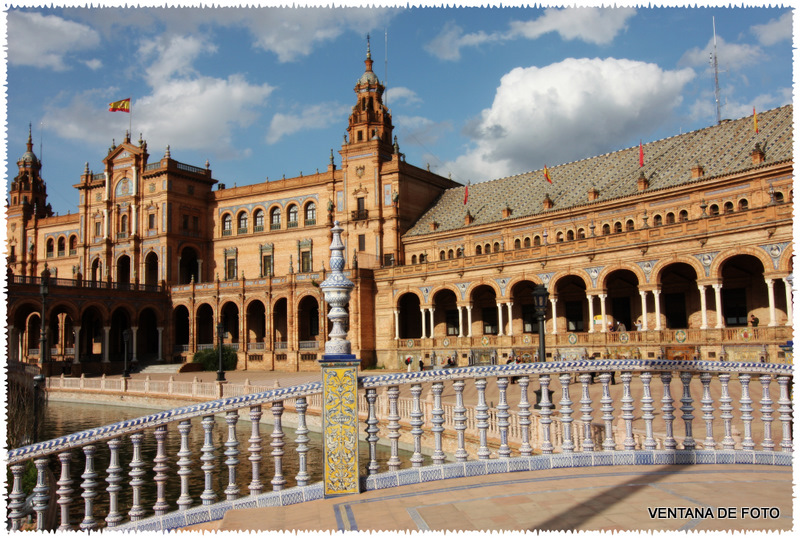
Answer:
top-left (6, 48), bottom-right (793, 375)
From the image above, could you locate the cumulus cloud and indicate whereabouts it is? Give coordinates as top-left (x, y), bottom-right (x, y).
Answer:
top-left (385, 87), bottom-right (422, 107)
top-left (394, 116), bottom-right (453, 148)
top-left (7, 11), bottom-right (101, 70)
top-left (680, 36), bottom-right (764, 70)
top-left (442, 58), bottom-right (695, 182)
top-left (751, 11), bottom-right (792, 46)
top-left (426, 7), bottom-right (635, 61)
top-left (139, 35), bottom-right (218, 85)
top-left (266, 103), bottom-right (351, 144)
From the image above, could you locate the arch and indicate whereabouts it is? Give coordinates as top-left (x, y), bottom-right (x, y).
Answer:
top-left (475, 245), bottom-right (482, 255)
top-left (597, 263), bottom-right (647, 290)
top-left (625, 219), bottom-right (635, 231)
top-left (269, 206), bottom-right (282, 228)
top-left (287, 204), bottom-right (299, 227)
top-left (178, 245), bottom-right (199, 284)
top-left (718, 254), bottom-right (769, 327)
top-left (297, 295), bottom-right (321, 343)
top-left (397, 292), bottom-right (423, 339)
top-left (709, 204), bottom-right (719, 216)
top-left (524, 237), bottom-right (531, 248)
top-left (653, 214), bottom-right (663, 226)
top-left (57, 236), bottom-right (66, 256)
top-left (195, 303), bottom-right (215, 346)
top-left (221, 213), bottom-right (233, 235)
top-left (469, 284), bottom-right (499, 336)
top-left (78, 305), bottom-right (105, 361)
top-left (577, 228), bottom-right (586, 239)
top-left (493, 242), bottom-right (500, 253)
top-left (120, 214), bottom-right (129, 234)
top-left (220, 302), bottom-right (240, 345)
top-left (665, 212), bottom-right (675, 224)
top-left (439, 250), bottom-right (446, 261)
top-left (601, 224), bottom-right (611, 235)
top-left (533, 236), bottom-right (541, 246)
top-left (566, 230), bottom-right (575, 241)
top-left (658, 262), bottom-right (700, 329)
top-left (431, 288), bottom-right (459, 338)
top-left (549, 270), bottom-right (592, 293)
top-left (556, 231), bottom-right (564, 243)
top-left (46, 238), bottom-right (54, 257)
top-left (137, 307), bottom-right (160, 361)
top-left (723, 201), bottom-right (734, 214)
top-left (738, 198), bottom-right (749, 211)
top-left (253, 208), bottom-right (265, 230)
top-left (613, 221), bottom-right (622, 233)
top-left (448, 249), bottom-right (454, 259)
top-left (173, 305), bottom-right (190, 350)
top-left (679, 210), bottom-right (689, 222)
top-left (237, 210), bottom-right (249, 233)
top-left (709, 247), bottom-right (773, 280)
top-left (553, 275), bottom-right (589, 332)
top-left (650, 256), bottom-right (706, 287)
top-left (144, 251), bottom-right (159, 287)
top-left (602, 268), bottom-right (640, 330)
top-left (304, 201), bottom-right (316, 224)
top-left (69, 234), bottom-right (78, 252)
top-left (116, 254), bottom-right (131, 288)
top-left (272, 297), bottom-right (288, 346)
top-left (411, 254), bottom-right (418, 264)
top-left (246, 299), bottom-right (267, 346)
top-left (514, 238), bottom-right (521, 249)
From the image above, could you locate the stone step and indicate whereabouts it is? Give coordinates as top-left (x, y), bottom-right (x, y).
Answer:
top-left (136, 363), bottom-right (183, 374)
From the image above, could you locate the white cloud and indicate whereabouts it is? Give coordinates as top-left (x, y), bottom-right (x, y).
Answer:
top-left (443, 58), bottom-right (695, 182)
top-left (751, 11), bottom-right (792, 46)
top-left (394, 115), bottom-right (453, 148)
top-left (7, 11), bottom-right (101, 70)
top-left (385, 87), bottom-right (422, 107)
top-left (680, 36), bottom-right (764, 70)
top-left (139, 35), bottom-right (217, 85)
top-left (84, 59), bottom-right (103, 71)
top-left (426, 8), bottom-right (636, 61)
top-left (266, 103), bottom-right (351, 144)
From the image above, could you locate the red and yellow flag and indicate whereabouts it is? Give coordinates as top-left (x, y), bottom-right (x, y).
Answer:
top-left (109, 98), bottom-right (131, 113)
top-left (753, 106), bottom-right (759, 134)
top-left (544, 165), bottom-right (552, 184)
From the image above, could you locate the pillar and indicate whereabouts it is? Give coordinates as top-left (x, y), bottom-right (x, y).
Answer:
top-left (587, 295), bottom-right (595, 333)
top-left (698, 285), bottom-right (708, 330)
top-left (9, 327), bottom-right (19, 362)
top-left (420, 309), bottom-right (427, 339)
top-left (639, 290), bottom-right (649, 330)
top-left (550, 298), bottom-right (557, 335)
top-left (73, 326), bottom-right (81, 364)
top-left (197, 259), bottom-right (203, 283)
top-left (599, 294), bottom-right (607, 333)
top-left (428, 308), bottom-right (435, 338)
top-left (457, 306), bottom-right (464, 337)
top-left (102, 326), bottom-right (110, 363)
top-left (766, 278), bottom-right (777, 327)
top-left (712, 284), bottom-right (724, 329)
top-left (131, 326), bottom-right (139, 363)
top-left (506, 302), bottom-right (513, 336)
top-left (496, 303), bottom-right (504, 336)
top-left (466, 305), bottom-right (473, 337)
top-left (157, 327), bottom-right (164, 362)
top-left (783, 277), bottom-right (793, 326)
top-left (393, 310), bottom-right (399, 340)
top-left (654, 289), bottom-right (663, 330)
top-left (103, 209), bottom-right (109, 239)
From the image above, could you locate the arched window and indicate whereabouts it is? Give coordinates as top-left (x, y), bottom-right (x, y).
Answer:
top-left (287, 205), bottom-right (299, 227)
top-left (679, 210), bottom-right (689, 222)
top-left (57, 236), bottom-right (66, 256)
top-left (774, 192), bottom-right (784, 203)
top-left (448, 249), bottom-right (454, 259)
top-left (493, 242), bottom-right (500, 253)
top-left (653, 214), bottom-right (663, 226)
top-left (666, 213), bottom-right (675, 224)
top-left (514, 238), bottom-right (521, 249)
top-left (440, 250), bottom-right (446, 261)
top-left (411, 255), bottom-right (417, 264)
top-left (476, 245), bottom-right (482, 255)
top-left (222, 214), bottom-right (233, 235)
top-left (556, 232), bottom-right (564, 242)
top-left (613, 221), bottom-right (622, 233)
top-left (253, 209), bottom-right (264, 230)
top-left (566, 230), bottom-right (575, 241)
top-left (524, 237), bottom-right (531, 248)
top-left (456, 248), bottom-right (463, 258)
top-left (305, 202), bottom-right (316, 224)
top-left (485, 243), bottom-right (491, 254)
top-left (533, 236), bottom-right (541, 246)
top-left (69, 235), bottom-right (78, 254)
top-left (709, 204), bottom-right (719, 216)
top-left (577, 228), bottom-right (585, 239)
top-left (270, 208), bottom-right (281, 229)
top-left (623, 220), bottom-right (632, 231)
top-left (602, 224), bottom-right (611, 235)
top-left (237, 211), bottom-right (248, 233)
top-left (723, 201), bottom-right (734, 214)
top-left (120, 214), bottom-right (128, 234)
top-left (420, 254), bottom-right (426, 263)
top-left (738, 199), bottom-right (748, 211)
top-left (46, 238), bottom-right (54, 257)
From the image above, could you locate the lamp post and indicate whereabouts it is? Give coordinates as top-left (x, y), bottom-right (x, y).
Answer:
top-left (32, 374), bottom-right (45, 444)
top-left (532, 284), bottom-right (549, 362)
top-left (39, 264), bottom-right (51, 369)
top-left (216, 321), bottom-right (226, 382)
top-left (122, 329), bottom-right (131, 378)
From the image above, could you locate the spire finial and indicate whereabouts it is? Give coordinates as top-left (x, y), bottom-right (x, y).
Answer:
top-left (366, 33), bottom-right (371, 60)
top-left (27, 123), bottom-right (33, 151)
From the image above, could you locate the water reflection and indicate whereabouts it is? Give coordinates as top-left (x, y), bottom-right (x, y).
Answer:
top-left (43, 401), bottom-right (410, 528)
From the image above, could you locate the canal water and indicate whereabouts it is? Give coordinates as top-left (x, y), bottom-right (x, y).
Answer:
top-left (42, 400), bottom-right (411, 528)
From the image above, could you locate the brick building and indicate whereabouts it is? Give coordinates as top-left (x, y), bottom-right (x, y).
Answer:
top-left (6, 47), bottom-right (793, 375)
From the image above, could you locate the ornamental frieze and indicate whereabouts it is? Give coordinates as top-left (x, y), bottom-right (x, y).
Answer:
top-left (759, 242), bottom-right (791, 270)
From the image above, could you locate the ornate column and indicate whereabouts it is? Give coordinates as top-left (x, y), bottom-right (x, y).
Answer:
top-left (653, 289), bottom-right (663, 330)
top-left (496, 303), bottom-right (504, 336)
top-left (587, 295), bottom-right (595, 333)
top-left (318, 221), bottom-right (359, 497)
top-left (506, 302), bottom-right (514, 336)
top-left (639, 290), bottom-right (649, 330)
top-left (712, 284), bottom-right (724, 328)
top-left (102, 326), bottom-right (110, 363)
top-left (393, 310), bottom-right (399, 340)
top-left (457, 305), bottom-right (464, 337)
top-left (466, 305), bottom-right (473, 337)
top-left (698, 285), bottom-right (708, 329)
top-left (783, 276), bottom-right (793, 326)
top-left (550, 297), bottom-right (557, 335)
top-left (599, 293), bottom-right (607, 332)
top-left (420, 309), bottom-right (427, 339)
top-left (766, 278), bottom-right (777, 327)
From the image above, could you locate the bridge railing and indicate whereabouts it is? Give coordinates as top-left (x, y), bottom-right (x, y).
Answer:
top-left (7, 360), bottom-right (793, 532)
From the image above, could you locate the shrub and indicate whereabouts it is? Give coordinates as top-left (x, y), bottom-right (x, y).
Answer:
top-left (192, 346), bottom-right (238, 371)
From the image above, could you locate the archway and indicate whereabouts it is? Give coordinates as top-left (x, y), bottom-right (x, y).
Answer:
top-left (720, 255), bottom-right (767, 327)
top-left (137, 308), bottom-right (160, 362)
top-left (603, 269), bottom-right (639, 331)
top-left (195, 304), bottom-right (214, 347)
top-left (78, 306), bottom-right (104, 362)
top-left (397, 293), bottom-right (422, 339)
top-left (273, 298), bottom-right (288, 346)
top-left (431, 289), bottom-right (459, 338)
top-left (220, 302), bottom-right (240, 346)
top-left (90, 258), bottom-right (102, 286)
top-left (173, 305), bottom-right (190, 351)
top-left (658, 263), bottom-right (699, 329)
top-left (246, 300), bottom-right (266, 348)
top-left (179, 246), bottom-right (199, 285)
top-left (297, 296), bottom-right (321, 344)
top-left (509, 280), bottom-right (539, 335)
top-left (116, 255), bottom-right (131, 289)
top-left (110, 307), bottom-right (132, 361)
top-left (144, 251), bottom-right (159, 287)
top-left (470, 285), bottom-right (498, 336)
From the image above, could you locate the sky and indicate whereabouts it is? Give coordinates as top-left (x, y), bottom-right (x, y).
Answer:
top-left (2, 1), bottom-right (794, 217)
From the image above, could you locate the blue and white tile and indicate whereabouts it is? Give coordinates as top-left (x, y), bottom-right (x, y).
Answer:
top-left (443, 463), bottom-right (466, 479)
top-left (674, 451), bottom-right (696, 465)
top-left (421, 466), bottom-right (443, 483)
top-left (653, 452), bottom-right (675, 465)
top-left (593, 452), bottom-right (614, 466)
top-left (734, 451), bottom-right (755, 464)
top-left (396, 468), bottom-right (421, 486)
top-left (487, 459), bottom-right (509, 474)
top-left (715, 451), bottom-right (735, 464)
top-left (694, 451), bottom-right (716, 464)
top-left (464, 460), bottom-right (488, 477)
top-left (551, 453), bottom-right (573, 469)
top-left (613, 451), bottom-right (635, 466)
top-left (754, 452), bottom-right (774, 465)
top-left (530, 456), bottom-right (552, 471)
top-left (633, 451), bottom-right (653, 465)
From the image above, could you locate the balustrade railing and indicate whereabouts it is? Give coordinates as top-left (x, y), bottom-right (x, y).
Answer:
top-left (9, 360), bottom-right (792, 532)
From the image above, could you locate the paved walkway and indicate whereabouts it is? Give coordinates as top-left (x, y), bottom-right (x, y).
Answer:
top-left (184, 464), bottom-right (792, 532)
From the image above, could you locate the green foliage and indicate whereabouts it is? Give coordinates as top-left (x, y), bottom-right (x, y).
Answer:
top-left (192, 346), bottom-right (238, 371)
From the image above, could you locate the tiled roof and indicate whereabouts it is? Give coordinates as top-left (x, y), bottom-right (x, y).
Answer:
top-left (405, 105), bottom-right (792, 237)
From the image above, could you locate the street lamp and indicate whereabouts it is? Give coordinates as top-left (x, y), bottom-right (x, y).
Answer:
top-left (216, 321), bottom-right (226, 382)
top-left (32, 374), bottom-right (45, 444)
top-left (39, 264), bottom-right (51, 368)
top-left (532, 284), bottom-right (549, 363)
top-left (122, 329), bottom-right (131, 378)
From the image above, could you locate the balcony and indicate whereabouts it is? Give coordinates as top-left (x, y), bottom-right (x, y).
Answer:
top-left (351, 209), bottom-right (369, 221)
top-left (270, 223), bottom-right (281, 231)
top-left (287, 221), bottom-right (298, 228)
top-left (68, 249), bottom-right (77, 256)
top-left (222, 229), bottom-right (232, 236)
top-left (254, 225), bottom-right (264, 233)
top-left (57, 250), bottom-right (65, 257)
top-left (237, 228), bottom-right (248, 235)
top-left (305, 219), bottom-right (316, 226)
top-left (116, 232), bottom-right (128, 240)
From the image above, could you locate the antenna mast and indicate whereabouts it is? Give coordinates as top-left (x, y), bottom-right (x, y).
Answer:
top-left (710, 16), bottom-right (722, 125)
top-left (384, 28), bottom-right (388, 108)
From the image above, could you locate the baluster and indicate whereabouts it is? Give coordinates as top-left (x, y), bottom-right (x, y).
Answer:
top-left (453, 379), bottom-right (469, 461)
top-left (105, 438), bottom-right (124, 526)
top-left (295, 398), bottom-right (311, 485)
top-left (496, 377), bottom-right (511, 458)
top-left (718, 373), bottom-right (735, 450)
top-left (200, 416), bottom-right (217, 505)
top-left (33, 457), bottom-right (50, 530)
top-left (475, 378), bottom-right (491, 459)
top-left (224, 410), bottom-right (240, 499)
top-left (640, 372), bottom-right (656, 450)
top-left (386, 386), bottom-right (401, 470)
top-left (248, 405), bottom-right (263, 495)
top-left (56, 451), bottom-right (74, 531)
top-left (410, 383), bottom-right (424, 466)
top-left (777, 375), bottom-right (792, 452)
top-left (539, 374), bottom-right (554, 454)
top-left (152, 425), bottom-right (170, 515)
top-left (431, 382), bottom-right (446, 464)
top-left (79, 445), bottom-right (99, 530)
top-left (8, 463), bottom-right (27, 530)
top-left (660, 372), bottom-right (676, 450)
top-left (271, 401), bottom-right (286, 491)
top-left (599, 373), bottom-right (615, 450)
top-left (365, 389), bottom-right (380, 474)
top-left (517, 376), bottom-right (533, 456)
top-left (577, 373), bottom-right (594, 452)
top-left (557, 374), bottom-right (575, 453)
top-left (738, 373), bottom-right (754, 450)
top-left (176, 420), bottom-right (193, 509)
top-left (759, 375), bottom-right (775, 451)
top-left (700, 373), bottom-right (716, 450)
top-left (679, 372), bottom-right (696, 450)
top-left (620, 372), bottom-right (635, 451)
top-left (128, 431), bottom-right (147, 520)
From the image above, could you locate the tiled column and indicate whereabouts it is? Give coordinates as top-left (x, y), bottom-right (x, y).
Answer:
top-left (550, 298), bottom-right (558, 335)
top-left (506, 302), bottom-right (514, 336)
top-left (393, 310), bottom-right (399, 340)
top-left (103, 326), bottom-right (110, 362)
top-left (712, 284), bottom-right (724, 328)
top-left (766, 278), bottom-right (777, 327)
top-left (653, 289), bottom-right (663, 330)
top-left (639, 290), bottom-right (649, 330)
top-left (496, 303), bottom-right (504, 336)
top-left (587, 295), bottom-right (595, 333)
top-left (783, 277), bottom-right (793, 326)
top-left (599, 294), bottom-right (607, 333)
top-left (698, 285), bottom-right (708, 329)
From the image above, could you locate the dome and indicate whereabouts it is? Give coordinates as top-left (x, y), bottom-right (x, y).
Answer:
top-left (20, 151), bottom-right (38, 164)
top-left (357, 70), bottom-right (380, 86)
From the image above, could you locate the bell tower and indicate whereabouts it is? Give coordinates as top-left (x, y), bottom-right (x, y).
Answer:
top-left (344, 35), bottom-right (393, 151)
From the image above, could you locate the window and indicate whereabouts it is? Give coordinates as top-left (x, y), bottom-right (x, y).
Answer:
top-left (653, 215), bottom-right (663, 226)
top-left (411, 255), bottom-right (417, 264)
top-left (440, 250), bottom-right (446, 261)
top-left (69, 235), bottom-right (77, 255)
top-left (774, 192), bottom-right (785, 203)
top-left (514, 239), bottom-right (521, 249)
top-left (121, 215), bottom-right (128, 233)
top-left (300, 251), bottom-right (312, 273)
top-left (738, 199), bottom-right (748, 211)
top-left (254, 209), bottom-right (264, 230)
top-left (448, 249), bottom-right (454, 259)
top-left (524, 237), bottom-right (531, 248)
top-left (556, 232), bottom-right (564, 243)
top-left (182, 215), bottom-right (189, 230)
top-left (723, 201), bottom-right (734, 214)
top-left (226, 258), bottom-right (236, 280)
top-left (626, 220), bottom-right (634, 231)
top-left (287, 205), bottom-right (299, 227)
top-left (270, 208), bottom-right (281, 229)
top-left (358, 234), bottom-right (366, 252)
top-left (493, 242), bottom-right (500, 253)
top-left (482, 307), bottom-right (498, 335)
top-left (613, 221), bottom-right (622, 233)
top-left (193, 216), bottom-right (199, 232)
top-left (533, 236), bottom-right (541, 246)
top-left (476, 245), bottom-right (482, 255)
top-left (709, 204), bottom-right (719, 216)
top-left (148, 213), bottom-right (156, 230)
top-left (577, 228), bottom-right (585, 239)
top-left (679, 210), bottom-right (689, 222)
top-left (567, 230), bottom-right (575, 241)
top-left (222, 214), bottom-right (233, 235)
top-left (446, 310), bottom-right (459, 336)
top-left (262, 254), bottom-right (273, 277)
top-left (237, 212), bottom-right (248, 233)
top-left (305, 202), bottom-right (316, 225)
top-left (95, 221), bottom-right (102, 238)
top-left (665, 213), bottom-right (675, 224)
top-left (456, 248), bottom-right (463, 258)
top-left (522, 305), bottom-right (536, 333)
top-left (602, 224), bottom-right (610, 235)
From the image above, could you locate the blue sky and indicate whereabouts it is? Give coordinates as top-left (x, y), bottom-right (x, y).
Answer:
top-left (3, 2), bottom-right (793, 216)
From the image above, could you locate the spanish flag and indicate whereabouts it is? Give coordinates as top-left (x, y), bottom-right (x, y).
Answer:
top-left (753, 106), bottom-right (758, 134)
top-left (109, 98), bottom-right (131, 113)
top-left (544, 165), bottom-right (552, 184)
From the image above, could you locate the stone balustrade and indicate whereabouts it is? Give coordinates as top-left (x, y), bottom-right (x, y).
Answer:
top-left (8, 359), bottom-right (793, 532)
